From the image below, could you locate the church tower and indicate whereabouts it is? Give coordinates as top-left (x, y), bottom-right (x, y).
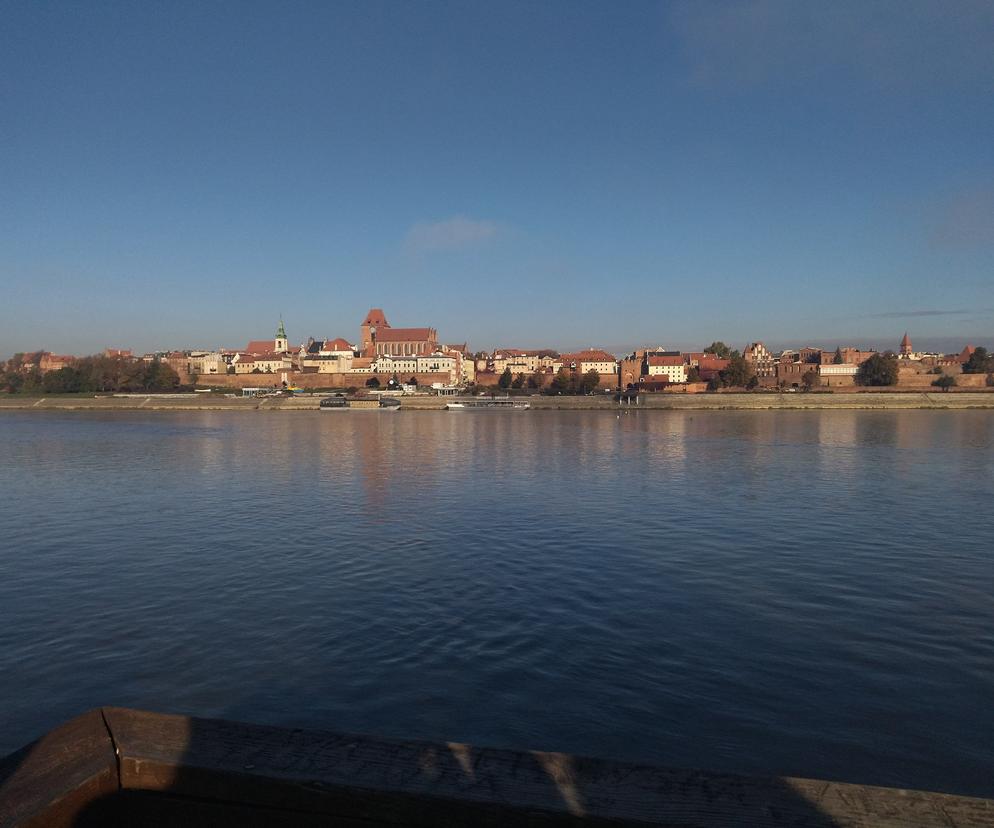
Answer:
top-left (360, 308), bottom-right (389, 356)
top-left (275, 318), bottom-right (288, 354)
top-left (900, 332), bottom-right (912, 357)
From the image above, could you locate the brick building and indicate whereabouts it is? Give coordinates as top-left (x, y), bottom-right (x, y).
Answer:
top-left (360, 309), bottom-right (438, 357)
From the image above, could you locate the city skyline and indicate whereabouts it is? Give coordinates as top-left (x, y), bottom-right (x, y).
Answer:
top-left (3, 1), bottom-right (993, 356)
top-left (4, 306), bottom-right (990, 364)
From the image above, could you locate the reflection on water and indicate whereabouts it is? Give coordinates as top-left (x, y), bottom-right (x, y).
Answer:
top-left (1, 409), bottom-right (993, 798)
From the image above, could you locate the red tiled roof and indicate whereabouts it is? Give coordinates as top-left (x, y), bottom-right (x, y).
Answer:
top-left (363, 308), bottom-right (389, 327)
top-left (324, 338), bottom-right (353, 351)
top-left (242, 352), bottom-right (285, 362)
top-left (647, 356), bottom-right (685, 366)
top-left (375, 327), bottom-right (436, 342)
top-left (560, 349), bottom-right (617, 364)
top-left (958, 345), bottom-right (976, 362)
top-left (245, 340), bottom-right (274, 354)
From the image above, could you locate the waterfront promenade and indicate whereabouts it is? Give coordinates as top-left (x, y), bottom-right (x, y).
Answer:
top-left (2, 391), bottom-right (994, 411)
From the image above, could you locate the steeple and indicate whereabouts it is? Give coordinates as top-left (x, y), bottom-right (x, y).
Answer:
top-left (900, 332), bottom-right (912, 356)
top-left (274, 317), bottom-right (288, 354)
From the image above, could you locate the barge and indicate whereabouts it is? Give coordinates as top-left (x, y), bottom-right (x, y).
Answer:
top-left (320, 395), bottom-right (401, 411)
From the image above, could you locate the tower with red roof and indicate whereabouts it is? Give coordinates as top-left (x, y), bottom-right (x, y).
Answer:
top-left (900, 332), bottom-right (912, 357)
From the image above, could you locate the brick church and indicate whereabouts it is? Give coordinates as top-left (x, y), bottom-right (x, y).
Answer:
top-left (360, 308), bottom-right (438, 357)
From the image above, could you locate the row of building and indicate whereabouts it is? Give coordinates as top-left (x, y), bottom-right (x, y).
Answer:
top-left (11, 319), bottom-right (987, 392)
top-left (158, 310), bottom-right (474, 388)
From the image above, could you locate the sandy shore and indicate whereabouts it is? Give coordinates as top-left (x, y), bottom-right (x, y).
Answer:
top-left (2, 391), bottom-right (994, 411)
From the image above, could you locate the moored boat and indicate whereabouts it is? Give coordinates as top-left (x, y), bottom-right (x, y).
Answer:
top-left (320, 396), bottom-right (401, 411)
top-left (446, 399), bottom-right (529, 410)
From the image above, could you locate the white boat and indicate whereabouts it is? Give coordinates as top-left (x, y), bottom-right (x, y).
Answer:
top-left (446, 400), bottom-right (529, 410)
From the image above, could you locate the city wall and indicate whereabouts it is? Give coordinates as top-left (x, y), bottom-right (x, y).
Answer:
top-left (895, 371), bottom-right (990, 389)
top-left (193, 371), bottom-right (452, 390)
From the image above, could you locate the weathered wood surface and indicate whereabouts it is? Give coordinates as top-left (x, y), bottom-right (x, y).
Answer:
top-left (2, 707), bottom-right (993, 826)
top-left (0, 709), bottom-right (117, 828)
top-left (102, 707), bottom-right (994, 827)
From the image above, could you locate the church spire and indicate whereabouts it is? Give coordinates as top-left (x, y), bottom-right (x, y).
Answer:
top-left (274, 317), bottom-right (288, 354)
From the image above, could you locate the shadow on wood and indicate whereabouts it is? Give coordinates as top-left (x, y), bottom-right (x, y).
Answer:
top-left (2, 707), bottom-right (993, 826)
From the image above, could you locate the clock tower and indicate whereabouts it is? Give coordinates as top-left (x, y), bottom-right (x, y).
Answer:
top-left (275, 318), bottom-right (288, 354)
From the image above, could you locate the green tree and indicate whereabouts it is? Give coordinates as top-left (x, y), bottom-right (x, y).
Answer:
top-left (855, 353), bottom-right (898, 386)
top-left (580, 369), bottom-right (601, 394)
top-left (704, 341), bottom-right (731, 359)
top-left (12, 368), bottom-right (44, 394)
top-left (365, 376), bottom-right (380, 388)
top-left (801, 369), bottom-right (819, 390)
top-left (833, 347), bottom-right (844, 364)
top-left (720, 355), bottom-right (753, 388)
top-left (746, 374), bottom-right (759, 390)
top-left (42, 367), bottom-right (86, 393)
top-left (963, 347), bottom-right (992, 374)
top-left (498, 367), bottom-right (513, 389)
top-left (147, 360), bottom-right (180, 391)
top-left (511, 373), bottom-right (525, 389)
top-left (932, 375), bottom-right (956, 392)
top-left (550, 367), bottom-right (571, 394)
top-left (526, 372), bottom-right (544, 389)
top-left (0, 369), bottom-right (20, 393)
top-left (686, 366), bottom-right (701, 383)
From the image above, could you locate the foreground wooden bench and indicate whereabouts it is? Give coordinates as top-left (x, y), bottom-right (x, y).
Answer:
top-left (1, 707), bottom-right (991, 826)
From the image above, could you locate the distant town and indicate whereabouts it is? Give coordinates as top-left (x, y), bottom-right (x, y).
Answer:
top-left (2, 307), bottom-right (992, 396)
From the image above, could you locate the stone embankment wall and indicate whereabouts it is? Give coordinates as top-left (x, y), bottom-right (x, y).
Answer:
top-left (3, 391), bottom-right (994, 411)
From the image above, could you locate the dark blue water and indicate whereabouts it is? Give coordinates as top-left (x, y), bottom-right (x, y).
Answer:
top-left (1, 410), bottom-right (993, 797)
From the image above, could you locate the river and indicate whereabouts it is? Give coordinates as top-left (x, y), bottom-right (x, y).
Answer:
top-left (1, 409), bottom-right (992, 797)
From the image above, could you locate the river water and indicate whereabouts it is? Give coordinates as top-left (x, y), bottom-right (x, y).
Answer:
top-left (1, 409), bottom-right (992, 796)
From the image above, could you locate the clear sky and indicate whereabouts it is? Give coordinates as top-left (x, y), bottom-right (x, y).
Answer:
top-left (2, 0), bottom-right (993, 357)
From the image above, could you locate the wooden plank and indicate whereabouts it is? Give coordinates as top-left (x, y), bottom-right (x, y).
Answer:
top-left (98, 790), bottom-right (392, 828)
top-left (0, 709), bottom-right (118, 828)
top-left (103, 707), bottom-right (994, 827)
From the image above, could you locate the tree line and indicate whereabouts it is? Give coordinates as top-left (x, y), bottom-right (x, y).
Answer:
top-left (0, 354), bottom-right (181, 394)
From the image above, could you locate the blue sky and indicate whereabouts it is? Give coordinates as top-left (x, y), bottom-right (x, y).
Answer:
top-left (2, 0), bottom-right (993, 356)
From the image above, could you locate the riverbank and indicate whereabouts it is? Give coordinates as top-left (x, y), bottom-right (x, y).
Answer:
top-left (2, 391), bottom-right (994, 411)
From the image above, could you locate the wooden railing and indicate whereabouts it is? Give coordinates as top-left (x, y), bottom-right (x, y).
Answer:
top-left (2, 707), bottom-right (992, 826)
